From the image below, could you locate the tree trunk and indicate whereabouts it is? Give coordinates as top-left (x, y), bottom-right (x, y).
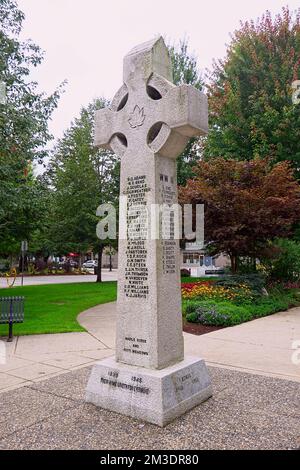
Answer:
top-left (230, 255), bottom-right (238, 274)
top-left (96, 245), bottom-right (103, 283)
top-left (78, 253), bottom-right (83, 273)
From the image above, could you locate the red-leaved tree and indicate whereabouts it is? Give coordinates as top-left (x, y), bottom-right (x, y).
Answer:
top-left (179, 158), bottom-right (300, 272)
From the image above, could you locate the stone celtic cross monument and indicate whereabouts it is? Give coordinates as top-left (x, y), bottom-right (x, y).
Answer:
top-left (86, 37), bottom-right (212, 426)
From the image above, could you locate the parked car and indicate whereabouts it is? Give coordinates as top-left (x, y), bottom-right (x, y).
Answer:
top-left (58, 259), bottom-right (78, 269)
top-left (82, 260), bottom-right (98, 269)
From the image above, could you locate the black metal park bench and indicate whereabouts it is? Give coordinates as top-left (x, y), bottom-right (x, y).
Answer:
top-left (0, 297), bottom-right (25, 342)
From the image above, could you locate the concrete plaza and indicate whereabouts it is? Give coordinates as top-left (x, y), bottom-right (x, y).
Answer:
top-left (0, 301), bottom-right (299, 449)
top-left (1, 302), bottom-right (299, 393)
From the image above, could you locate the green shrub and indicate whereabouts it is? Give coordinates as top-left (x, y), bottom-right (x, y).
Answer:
top-left (0, 259), bottom-right (9, 273)
top-left (27, 264), bottom-right (37, 275)
top-left (261, 239), bottom-right (300, 282)
top-left (180, 268), bottom-right (191, 278)
top-left (184, 289), bottom-right (299, 326)
top-left (184, 300), bottom-right (204, 316)
top-left (185, 311), bottom-right (198, 323)
top-left (246, 290), bottom-right (298, 317)
top-left (186, 301), bottom-right (251, 326)
top-left (215, 273), bottom-right (265, 293)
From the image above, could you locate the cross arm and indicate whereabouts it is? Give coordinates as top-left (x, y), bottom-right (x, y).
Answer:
top-left (157, 85), bottom-right (208, 137)
top-left (94, 106), bottom-right (129, 157)
top-left (149, 84), bottom-right (208, 159)
top-left (94, 108), bottom-right (116, 149)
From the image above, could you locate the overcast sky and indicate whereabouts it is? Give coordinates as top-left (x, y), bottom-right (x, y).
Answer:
top-left (18, 0), bottom-right (300, 142)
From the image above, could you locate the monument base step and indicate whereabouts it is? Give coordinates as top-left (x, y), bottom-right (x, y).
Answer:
top-left (85, 355), bottom-right (212, 427)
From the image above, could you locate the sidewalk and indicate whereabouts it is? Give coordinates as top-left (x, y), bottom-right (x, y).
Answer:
top-left (0, 330), bottom-right (114, 393)
top-left (0, 270), bottom-right (118, 288)
top-left (1, 302), bottom-right (300, 449)
top-left (79, 302), bottom-right (300, 383)
top-left (1, 301), bottom-right (299, 394)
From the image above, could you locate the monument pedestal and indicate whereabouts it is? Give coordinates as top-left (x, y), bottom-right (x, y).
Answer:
top-left (86, 356), bottom-right (212, 427)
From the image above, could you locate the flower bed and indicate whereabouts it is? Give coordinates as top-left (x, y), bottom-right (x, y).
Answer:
top-left (182, 277), bottom-right (300, 328)
top-left (181, 280), bottom-right (253, 303)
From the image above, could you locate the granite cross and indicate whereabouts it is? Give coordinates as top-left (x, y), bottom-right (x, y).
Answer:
top-left (94, 36), bottom-right (207, 369)
top-left (87, 37), bottom-right (211, 426)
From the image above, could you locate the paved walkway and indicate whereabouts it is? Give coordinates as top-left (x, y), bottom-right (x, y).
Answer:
top-left (0, 270), bottom-right (118, 288)
top-left (1, 302), bottom-right (299, 394)
top-left (79, 302), bottom-right (300, 382)
top-left (0, 301), bottom-right (300, 449)
top-left (1, 365), bottom-right (299, 450)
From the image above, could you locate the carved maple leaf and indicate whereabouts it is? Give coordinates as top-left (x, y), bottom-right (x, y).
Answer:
top-left (128, 105), bottom-right (145, 128)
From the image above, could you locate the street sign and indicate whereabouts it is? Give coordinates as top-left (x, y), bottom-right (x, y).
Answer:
top-left (21, 240), bottom-right (28, 253)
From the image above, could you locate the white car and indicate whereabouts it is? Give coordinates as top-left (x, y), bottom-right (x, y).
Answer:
top-left (82, 260), bottom-right (98, 269)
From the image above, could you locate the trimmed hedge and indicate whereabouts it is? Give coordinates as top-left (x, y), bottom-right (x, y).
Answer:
top-left (184, 289), bottom-right (299, 327)
top-left (186, 301), bottom-right (251, 326)
top-left (215, 273), bottom-right (266, 297)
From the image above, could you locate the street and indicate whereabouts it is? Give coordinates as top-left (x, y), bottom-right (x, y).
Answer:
top-left (0, 269), bottom-right (118, 288)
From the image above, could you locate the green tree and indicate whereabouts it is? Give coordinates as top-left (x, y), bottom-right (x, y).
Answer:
top-left (0, 169), bottom-right (50, 268)
top-left (168, 38), bottom-right (205, 185)
top-left (28, 174), bottom-right (62, 266)
top-left (49, 99), bottom-right (119, 281)
top-left (0, 0), bottom-right (62, 256)
top-left (205, 7), bottom-right (300, 178)
top-left (261, 238), bottom-right (300, 282)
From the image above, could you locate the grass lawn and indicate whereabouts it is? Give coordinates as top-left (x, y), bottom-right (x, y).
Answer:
top-left (0, 277), bottom-right (199, 337)
top-left (0, 282), bottom-right (117, 336)
top-left (1, 276), bottom-right (298, 337)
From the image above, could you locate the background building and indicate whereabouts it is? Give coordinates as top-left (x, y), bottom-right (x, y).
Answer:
top-left (181, 242), bottom-right (230, 277)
